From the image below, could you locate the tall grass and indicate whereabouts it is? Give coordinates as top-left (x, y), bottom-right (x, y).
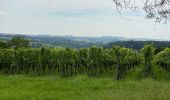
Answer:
top-left (0, 75), bottom-right (170, 100)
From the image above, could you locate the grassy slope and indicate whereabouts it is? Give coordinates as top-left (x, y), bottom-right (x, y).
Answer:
top-left (0, 75), bottom-right (170, 100)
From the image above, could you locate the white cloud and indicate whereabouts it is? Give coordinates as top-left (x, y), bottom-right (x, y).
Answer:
top-left (0, 11), bottom-right (8, 16)
top-left (45, 0), bottom-right (113, 9)
top-left (0, 0), bottom-right (169, 40)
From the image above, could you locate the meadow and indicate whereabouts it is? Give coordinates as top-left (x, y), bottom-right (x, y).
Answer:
top-left (0, 75), bottom-right (170, 100)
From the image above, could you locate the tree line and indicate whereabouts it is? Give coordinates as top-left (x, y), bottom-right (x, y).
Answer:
top-left (0, 37), bottom-right (30, 49)
top-left (0, 44), bottom-right (169, 80)
top-left (105, 41), bottom-right (170, 53)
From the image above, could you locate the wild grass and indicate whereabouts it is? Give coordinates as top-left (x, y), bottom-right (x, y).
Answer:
top-left (0, 75), bottom-right (169, 100)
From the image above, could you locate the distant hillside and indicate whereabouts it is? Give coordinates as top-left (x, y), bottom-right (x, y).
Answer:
top-left (1, 33), bottom-right (169, 49)
top-left (62, 36), bottom-right (125, 43)
top-left (0, 33), bottom-right (129, 48)
top-left (0, 33), bottom-right (100, 48)
top-left (104, 41), bottom-right (170, 51)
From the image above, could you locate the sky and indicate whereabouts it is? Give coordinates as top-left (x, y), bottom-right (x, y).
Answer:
top-left (0, 0), bottom-right (170, 40)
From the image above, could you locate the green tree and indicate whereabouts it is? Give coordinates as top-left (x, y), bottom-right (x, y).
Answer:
top-left (0, 41), bottom-right (9, 49)
top-left (154, 48), bottom-right (170, 70)
top-left (101, 49), bottom-right (115, 75)
top-left (88, 46), bottom-right (103, 77)
top-left (0, 49), bottom-right (14, 74)
top-left (112, 46), bottom-right (140, 80)
top-left (8, 37), bottom-right (30, 50)
top-left (79, 48), bottom-right (89, 74)
top-left (112, 46), bottom-right (123, 80)
top-left (141, 45), bottom-right (155, 77)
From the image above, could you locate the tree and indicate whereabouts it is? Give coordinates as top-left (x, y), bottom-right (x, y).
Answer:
top-left (0, 41), bottom-right (9, 49)
top-left (79, 48), bottom-right (89, 73)
top-left (141, 45), bottom-right (155, 77)
top-left (88, 46), bottom-right (103, 77)
top-left (0, 49), bottom-right (14, 74)
top-left (154, 48), bottom-right (170, 70)
top-left (40, 47), bottom-right (51, 74)
top-left (113, 0), bottom-right (170, 23)
top-left (8, 37), bottom-right (30, 50)
top-left (101, 49), bottom-right (115, 74)
top-left (112, 46), bottom-right (141, 80)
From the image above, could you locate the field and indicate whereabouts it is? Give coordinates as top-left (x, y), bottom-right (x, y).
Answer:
top-left (0, 75), bottom-right (170, 100)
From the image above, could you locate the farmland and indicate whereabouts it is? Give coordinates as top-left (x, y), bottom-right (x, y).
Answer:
top-left (0, 39), bottom-right (170, 99)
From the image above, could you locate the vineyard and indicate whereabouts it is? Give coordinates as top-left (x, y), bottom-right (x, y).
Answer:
top-left (0, 45), bottom-right (169, 80)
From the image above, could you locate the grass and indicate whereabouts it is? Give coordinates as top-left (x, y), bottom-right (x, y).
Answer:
top-left (0, 75), bottom-right (169, 100)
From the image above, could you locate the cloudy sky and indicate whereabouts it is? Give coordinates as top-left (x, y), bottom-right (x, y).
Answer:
top-left (0, 0), bottom-right (170, 40)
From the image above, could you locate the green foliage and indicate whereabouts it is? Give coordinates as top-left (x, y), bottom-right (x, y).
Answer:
top-left (105, 41), bottom-right (170, 51)
top-left (0, 44), bottom-right (168, 80)
top-left (88, 46), bottom-right (103, 77)
top-left (0, 41), bottom-right (9, 49)
top-left (112, 46), bottom-right (141, 80)
top-left (79, 48), bottom-right (89, 73)
top-left (0, 49), bottom-right (15, 73)
top-left (141, 45), bottom-right (155, 78)
top-left (8, 37), bottom-right (30, 49)
top-left (154, 48), bottom-right (170, 70)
